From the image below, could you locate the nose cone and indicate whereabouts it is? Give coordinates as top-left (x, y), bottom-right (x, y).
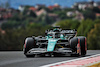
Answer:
top-left (47, 39), bottom-right (58, 51)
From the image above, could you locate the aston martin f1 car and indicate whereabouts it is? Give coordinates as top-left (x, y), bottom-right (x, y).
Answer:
top-left (23, 27), bottom-right (87, 57)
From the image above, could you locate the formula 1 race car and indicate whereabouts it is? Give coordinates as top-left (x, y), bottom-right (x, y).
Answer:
top-left (23, 27), bottom-right (87, 57)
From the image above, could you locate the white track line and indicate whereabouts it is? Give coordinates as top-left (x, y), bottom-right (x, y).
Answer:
top-left (40, 54), bottom-right (100, 67)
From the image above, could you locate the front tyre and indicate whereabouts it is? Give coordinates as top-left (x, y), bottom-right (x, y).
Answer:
top-left (79, 37), bottom-right (87, 56)
top-left (25, 54), bottom-right (35, 57)
top-left (23, 37), bottom-right (36, 57)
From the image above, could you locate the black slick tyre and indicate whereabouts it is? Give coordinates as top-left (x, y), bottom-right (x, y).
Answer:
top-left (23, 37), bottom-right (36, 57)
top-left (70, 37), bottom-right (87, 56)
top-left (79, 37), bottom-right (86, 56)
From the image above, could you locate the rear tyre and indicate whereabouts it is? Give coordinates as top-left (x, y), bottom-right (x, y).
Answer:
top-left (23, 37), bottom-right (36, 57)
top-left (70, 37), bottom-right (86, 56)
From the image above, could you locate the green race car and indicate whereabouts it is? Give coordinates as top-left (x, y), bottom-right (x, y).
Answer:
top-left (23, 27), bottom-right (87, 57)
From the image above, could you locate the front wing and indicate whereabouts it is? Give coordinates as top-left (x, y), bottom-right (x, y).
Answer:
top-left (26, 48), bottom-right (77, 56)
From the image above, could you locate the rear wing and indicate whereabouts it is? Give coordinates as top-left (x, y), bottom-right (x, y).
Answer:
top-left (61, 29), bottom-right (77, 34)
top-left (61, 29), bottom-right (77, 37)
top-left (45, 28), bottom-right (77, 36)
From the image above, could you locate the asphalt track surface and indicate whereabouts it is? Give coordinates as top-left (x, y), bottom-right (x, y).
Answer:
top-left (0, 50), bottom-right (100, 67)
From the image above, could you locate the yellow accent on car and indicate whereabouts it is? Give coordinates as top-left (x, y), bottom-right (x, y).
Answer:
top-left (58, 44), bottom-right (64, 48)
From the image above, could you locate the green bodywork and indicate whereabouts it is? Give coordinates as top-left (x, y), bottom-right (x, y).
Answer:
top-left (46, 35), bottom-right (64, 52)
top-left (47, 39), bottom-right (58, 51)
top-left (46, 28), bottom-right (65, 52)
